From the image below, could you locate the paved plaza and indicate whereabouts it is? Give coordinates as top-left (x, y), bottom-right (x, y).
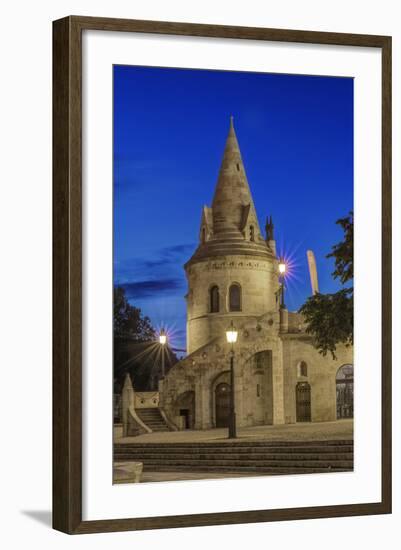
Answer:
top-left (113, 467), bottom-right (257, 484)
top-left (114, 419), bottom-right (353, 445)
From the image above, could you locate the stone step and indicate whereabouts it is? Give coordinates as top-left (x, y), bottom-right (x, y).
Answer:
top-left (114, 452), bottom-right (353, 461)
top-left (145, 427), bottom-right (170, 431)
top-left (115, 445), bottom-right (353, 454)
top-left (141, 425), bottom-right (170, 428)
top-left (141, 423), bottom-right (169, 428)
top-left (117, 457), bottom-right (353, 468)
top-left (114, 438), bottom-right (353, 474)
top-left (115, 443), bottom-right (353, 451)
top-left (116, 439), bottom-right (353, 449)
top-left (135, 408), bottom-right (172, 432)
top-left (140, 465), bottom-right (351, 474)
top-left (141, 422), bottom-right (165, 426)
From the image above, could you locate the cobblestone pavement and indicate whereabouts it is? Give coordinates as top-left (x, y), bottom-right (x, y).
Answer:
top-left (114, 419), bottom-right (353, 445)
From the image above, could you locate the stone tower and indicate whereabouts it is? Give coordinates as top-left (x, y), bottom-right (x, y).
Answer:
top-left (185, 118), bottom-right (280, 353)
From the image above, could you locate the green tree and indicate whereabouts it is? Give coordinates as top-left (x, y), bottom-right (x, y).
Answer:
top-left (299, 212), bottom-right (353, 358)
top-left (114, 286), bottom-right (155, 341)
top-left (326, 212), bottom-right (353, 284)
top-left (113, 286), bottom-right (178, 393)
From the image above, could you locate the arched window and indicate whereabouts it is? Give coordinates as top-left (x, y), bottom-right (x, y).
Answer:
top-left (229, 284), bottom-right (241, 312)
top-left (201, 227), bottom-right (206, 244)
top-left (249, 225), bottom-right (255, 242)
top-left (210, 285), bottom-right (219, 313)
top-left (336, 364), bottom-right (353, 381)
top-left (297, 361), bottom-right (308, 377)
top-left (336, 364), bottom-right (354, 419)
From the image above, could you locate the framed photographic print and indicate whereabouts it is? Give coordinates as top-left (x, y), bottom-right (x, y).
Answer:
top-left (53, 16), bottom-right (392, 534)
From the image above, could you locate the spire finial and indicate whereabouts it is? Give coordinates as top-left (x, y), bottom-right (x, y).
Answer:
top-left (230, 115), bottom-right (234, 128)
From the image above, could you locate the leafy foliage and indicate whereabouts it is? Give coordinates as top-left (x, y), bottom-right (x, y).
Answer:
top-left (299, 288), bottom-right (353, 358)
top-left (327, 211), bottom-right (353, 283)
top-left (113, 286), bottom-right (177, 392)
top-left (114, 286), bottom-right (156, 341)
top-left (299, 212), bottom-right (353, 358)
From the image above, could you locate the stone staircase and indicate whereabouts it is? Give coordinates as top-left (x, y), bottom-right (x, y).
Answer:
top-left (114, 439), bottom-right (353, 475)
top-left (136, 408), bottom-right (171, 432)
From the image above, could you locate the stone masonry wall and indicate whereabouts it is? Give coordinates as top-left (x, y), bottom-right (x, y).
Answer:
top-left (281, 335), bottom-right (354, 423)
top-left (185, 254), bottom-right (280, 353)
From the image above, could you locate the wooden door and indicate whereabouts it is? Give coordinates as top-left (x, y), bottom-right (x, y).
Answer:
top-left (215, 383), bottom-right (231, 427)
top-left (296, 382), bottom-right (311, 422)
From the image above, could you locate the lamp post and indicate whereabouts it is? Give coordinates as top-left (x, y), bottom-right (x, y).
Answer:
top-left (159, 328), bottom-right (167, 379)
top-left (278, 259), bottom-right (287, 308)
top-left (226, 321), bottom-right (238, 439)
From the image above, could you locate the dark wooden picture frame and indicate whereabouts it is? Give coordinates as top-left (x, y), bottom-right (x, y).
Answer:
top-left (53, 15), bottom-right (392, 534)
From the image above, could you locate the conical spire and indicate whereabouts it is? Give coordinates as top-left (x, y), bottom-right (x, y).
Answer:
top-left (211, 117), bottom-right (261, 238)
top-left (186, 118), bottom-right (273, 265)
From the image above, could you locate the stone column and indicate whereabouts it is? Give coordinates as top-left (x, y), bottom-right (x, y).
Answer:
top-left (280, 307), bottom-right (289, 333)
top-left (271, 345), bottom-right (285, 425)
top-left (158, 377), bottom-right (165, 408)
top-left (122, 373), bottom-right (135, 437)
top-left (201, 380), bottom-right (212, 429)
top-left (194, 367), bottom-right (212, 430)
top-left (194, 370), bottom-right (205, 430)
top-left (234, 358), bottom-right (245, 427)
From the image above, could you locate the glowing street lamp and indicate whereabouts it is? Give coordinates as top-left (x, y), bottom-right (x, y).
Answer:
top-left (159, 329), bottom-right (167, 346)
top-left (225, 321), bottom-right (238, 439)
top-left (278, 260), bottom-right (286, 275)
top-left (278, 258), bottom-right (287, 309)
top-left (226, 323), bottom-right (238, 344)
top-left (159, 328), bottom-right (167, 378)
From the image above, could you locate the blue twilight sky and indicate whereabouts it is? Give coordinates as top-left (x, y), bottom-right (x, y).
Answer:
top-left (113, 65), bottom-right (353, 352)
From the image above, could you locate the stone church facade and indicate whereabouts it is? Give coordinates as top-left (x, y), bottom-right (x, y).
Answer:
top-left (160, 118), bottom-right (353, 431)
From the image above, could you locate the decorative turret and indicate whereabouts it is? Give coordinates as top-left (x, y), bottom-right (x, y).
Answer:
top-left (184, 119), bottom-right (281, 354)
top-left (265, 215), bottom-right (276, 255)
top-left (122, 373), bottom-right (135, 437)
top-left (187, 117), bottom-right (274, 265)
top-left (199, 205), bottom-right (213, 244)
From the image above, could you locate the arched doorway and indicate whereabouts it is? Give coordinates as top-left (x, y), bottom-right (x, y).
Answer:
top-left (296, 382), bottom-right (311, 422)
top-left (215, 382), bottom-right (231, 427)
top-left (336, 364), bottom-right (354, 419)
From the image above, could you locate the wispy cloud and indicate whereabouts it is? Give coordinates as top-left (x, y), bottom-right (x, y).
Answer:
top-left (121, 279), bottom-right (183, 299)
top-left (115, 243), bottom-right (193, 278)
top-left (114, 243), bottom-right (195, 301)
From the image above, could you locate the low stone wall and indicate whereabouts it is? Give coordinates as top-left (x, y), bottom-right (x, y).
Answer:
top-left (287, 311), bottom-right (307, 333)
top-left (134, 392), bottom-right (160, 409)
top-left (126, 406), bottom-right (150, 437)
